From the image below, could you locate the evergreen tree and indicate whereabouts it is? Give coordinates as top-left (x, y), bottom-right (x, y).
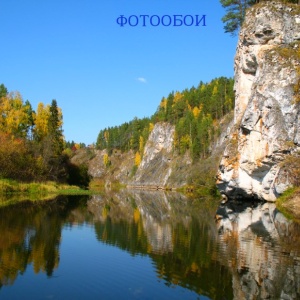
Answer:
top-left (220, 0), bottom-right (299, 35)
top-left (39, 99), bottom-right (65, 181)
top-left (48, 99), bottom-right (64, 156)
top-left (0, 84), bottom-right (8, 99)
top-left (24, 100), bottom-right (35, 139)
top-left (220, 0), bottom-right (256, 35)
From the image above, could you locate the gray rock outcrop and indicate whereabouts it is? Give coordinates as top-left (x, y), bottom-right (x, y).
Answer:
top-left (130, 122), bottom-right (175, 187)
top-left (217, 1), bottom-right (300, 201)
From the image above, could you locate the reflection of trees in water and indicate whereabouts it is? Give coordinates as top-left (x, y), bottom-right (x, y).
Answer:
top-left (0, 196), bottom-right (88, 288)
top-left (3, 191), bottom-right (300, 298)
top-left (2, 191), bottom-right (280, 299)
top-left (216, 201), bottom-right (300, 300)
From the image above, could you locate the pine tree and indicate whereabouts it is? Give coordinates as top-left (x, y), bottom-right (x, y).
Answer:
top-left (220, 0), bottom-right (299, 35)
top-left (0, 84), bottom-right (8, 99)
top-left (39, 99), bottom-right (65, 181)
top-left (48, 99), bottom-right (64, 156)
top-left (23, 100), bottom-right (35, 139)
top-left (220, 0), bottom-right (256, 35)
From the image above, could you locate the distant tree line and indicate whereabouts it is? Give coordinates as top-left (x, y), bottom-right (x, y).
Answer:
top-left (96, 77), bottom-right (234, 162)
top-left (0, 84), bottom-right (89, 187)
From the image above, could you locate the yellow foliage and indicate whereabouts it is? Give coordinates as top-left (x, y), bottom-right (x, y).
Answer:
top-left (103, 153), bottom-right (109, 167)
top-left (56, 107), bottom-right (63, 129)
top-left (173, 91), bottom-right (183, 103)
top-left (102, 207), bottom-right (109, 219)
top-left (33, 102), bottom-right (63, 141)
top-left (135, 151), bottom-right (141, 166)
top-left (190, 262), bottom-right (200, 273)
top-left (137, 221), bottom-right (143, 238)
top-left (179, 134), bottom-right (191, 153)
top-left (192, 107), bottom-right (200, 118)
top-left (160, 98), bottom-right (167, 110)
top-left (139, 136), bottom-right (144, 154)
top-left (0, 93), bottom-right (30, 137)
top-left (104, 130), bottom-right (109, 141)
top-left (133, 208), bottom-right (140, 223)
top-left (149, 122), bottom-right (154, 133)
top-left (212, 85), bottom-right (218, 96)
top-left (33, 103), bottom-right (50, 139)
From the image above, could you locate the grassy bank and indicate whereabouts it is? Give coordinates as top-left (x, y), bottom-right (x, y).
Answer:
top-left (277, 187), bottom-right (300, 221)
top-left (0, 179), bottom-right (94, 196)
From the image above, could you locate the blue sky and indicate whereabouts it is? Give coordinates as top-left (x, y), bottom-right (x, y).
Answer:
top-left (0, 0), bottom-right (237, 145)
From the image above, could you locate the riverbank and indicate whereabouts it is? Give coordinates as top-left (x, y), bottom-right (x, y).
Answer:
top-left (0, 179), bottom-right (93, 196)
top-left (277, 188), bottom-right (300, 221)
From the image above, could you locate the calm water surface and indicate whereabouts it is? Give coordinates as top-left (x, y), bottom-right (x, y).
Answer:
top-left (0, 190), bottom-right (299, 299)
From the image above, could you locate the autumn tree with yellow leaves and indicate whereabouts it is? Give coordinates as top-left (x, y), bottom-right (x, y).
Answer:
top-left (0, 92), bottom-right (33, 138)
top-left (0, 84), bottom-right (89, 186)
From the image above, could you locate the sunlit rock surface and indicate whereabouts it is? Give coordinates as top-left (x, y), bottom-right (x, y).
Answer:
top-left (130, 122), bottom-right (175, 188)
top-left (217, 1), bottom-right (300, 201)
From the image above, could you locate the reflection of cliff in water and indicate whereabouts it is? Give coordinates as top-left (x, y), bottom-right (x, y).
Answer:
top-left (89, 190), bottom-right (193, 254)
top-left (88, 190), bottom-right (233, 299)
top-left (216, 200), bottom-right (300, 300)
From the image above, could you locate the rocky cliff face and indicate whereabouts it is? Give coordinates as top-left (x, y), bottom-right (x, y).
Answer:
top-left (129, 122), bottom-right (177, 187)
top-left (217, 1), bottom-right (300, 201)
top-left (72, 110), bottom-right (232, 189)
top-left (72, 122), bottom-right (190, 188)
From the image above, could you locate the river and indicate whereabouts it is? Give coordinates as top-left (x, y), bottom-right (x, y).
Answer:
top-left (0, 190), bottom-right (299, 299)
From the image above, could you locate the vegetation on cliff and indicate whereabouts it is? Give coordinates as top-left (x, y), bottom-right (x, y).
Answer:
top-left (96, 77), bottom-right (234, 163)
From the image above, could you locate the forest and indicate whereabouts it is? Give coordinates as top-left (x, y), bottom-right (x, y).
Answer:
top-left (0, 84), bottom-right (89, 187)
top-left (96, 77), bottom-right (235, 162)
top-left (0, 77), bottom-right (234, 189)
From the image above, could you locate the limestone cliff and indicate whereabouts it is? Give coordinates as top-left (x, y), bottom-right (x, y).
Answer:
top-left (217, 1), bottom-right (300, 201)
top-left (72, 114), bottom-right (231, 189)
top-left (72, 122), bottom-right (187, 188)
top-left (129, 122), bottom-right (177, 188)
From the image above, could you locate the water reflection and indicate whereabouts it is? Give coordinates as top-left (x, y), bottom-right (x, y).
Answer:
top-left (216, 200), bottom-right (300, 299)
top-left (0, 191), bottom-right (233, 299)
top-left (0, 196), bottom-right (85, 287)
top-left (1, 191), bottom-right (300, 299)
top-left (87, 190), bottom-right (233, 298)
top-left (88, 191), bottom-right (190, 254)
